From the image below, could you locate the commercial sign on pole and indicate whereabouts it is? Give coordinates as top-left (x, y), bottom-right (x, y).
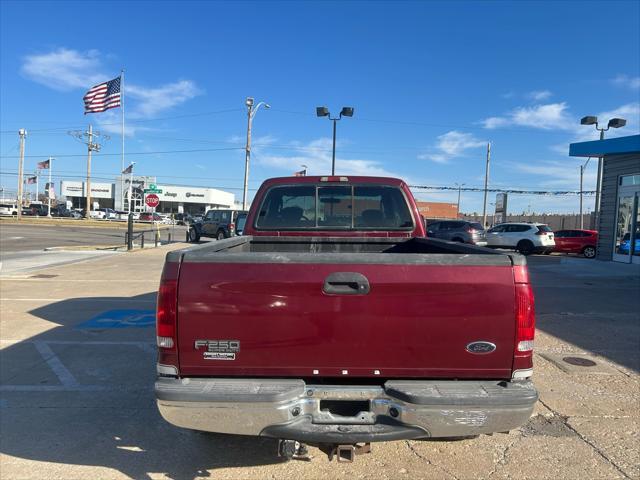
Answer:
top-left (494, 193), bottom-right (508, 225)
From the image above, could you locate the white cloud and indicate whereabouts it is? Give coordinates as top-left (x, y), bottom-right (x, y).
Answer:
top-left (527, 90), bottom-right (552, 101)
top-left (482, 102), bottom-right (572, 130)
top-left (611, 74), bottom-right (640, 90)
top-left (511, 160), bottom-right (597, 188)
top-left (20, 47), bottom-right (202, 122)
top-left (418, 130), bottom-right (486, 163)
top-left (256, 137), bottom-right (399, 177)
top-left (21, 48), bottom-right (106, 91)
top-left (127, 80), bottom-right (202, 118)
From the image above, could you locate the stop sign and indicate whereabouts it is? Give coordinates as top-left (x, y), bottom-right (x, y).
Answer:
top-left (145, 193), bottom-right (160, 208)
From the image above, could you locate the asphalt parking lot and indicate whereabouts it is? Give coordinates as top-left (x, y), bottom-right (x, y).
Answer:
top-left (0, 245), bottom-right (638, 479)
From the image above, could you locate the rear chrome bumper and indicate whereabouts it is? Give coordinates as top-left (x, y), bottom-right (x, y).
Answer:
top-left (156, 378), bottom-right (537, 443)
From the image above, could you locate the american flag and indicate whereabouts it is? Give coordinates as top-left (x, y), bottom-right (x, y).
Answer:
top-left (84, 76), bottom-right (121, 114)
top-left (26, 176), bottom-right (37, 185)
top-left (122, 164), bottom-right (133, 174)
top-left (294, 169), bottom-right (307, 177)
top-left (37, 159), bottom-right (50, 169)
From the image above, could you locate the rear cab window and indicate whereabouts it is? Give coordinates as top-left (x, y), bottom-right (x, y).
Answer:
top-left (255, 184), bottom-right (414, 230)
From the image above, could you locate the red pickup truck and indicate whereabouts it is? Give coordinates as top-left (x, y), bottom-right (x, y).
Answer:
top-left (155, 176), bottom-right (537, 462)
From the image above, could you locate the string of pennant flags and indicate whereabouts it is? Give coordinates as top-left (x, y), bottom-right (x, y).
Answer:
top-left (409, 185), bottom-right (596, 196)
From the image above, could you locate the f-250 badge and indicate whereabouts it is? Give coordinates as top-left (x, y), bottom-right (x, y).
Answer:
top-left (194, 339), bottom-right (240, 360)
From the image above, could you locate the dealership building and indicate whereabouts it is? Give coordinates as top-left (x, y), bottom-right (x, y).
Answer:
top-left (60, 175), bottom-right (236, 214)
top-left (569, 134), bottom-right (640, 264)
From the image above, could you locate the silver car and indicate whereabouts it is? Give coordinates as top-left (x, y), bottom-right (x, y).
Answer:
top-left (426, 220), bottom-right (488, 246)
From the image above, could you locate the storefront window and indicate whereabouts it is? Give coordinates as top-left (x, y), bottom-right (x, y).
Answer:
top-left (615, 196), bottom-right (634, 255)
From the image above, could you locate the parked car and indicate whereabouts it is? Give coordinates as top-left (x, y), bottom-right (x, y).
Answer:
top-left (426, 219), bottom-right (487, 246)
top-left (486, 222), bottom-right (555, 255)
top-left (235, 212), bottom-right (248, 235)
top-left (0, 204), bottom-right (18, 216)
top-left (187, 209), bottom-right (248, 242)
top-left (96, 208), bottom-right (117, 219)
top-left (553, 229), bottom-right (598, 258)
top-left (89, 210), bottom-right (106, 219)
top-left (139, 212), bottom-right (163, 223)
top-left (156, 176), bottom-right (537, 461)
top-left (174, 213), bottom-right (192, 226)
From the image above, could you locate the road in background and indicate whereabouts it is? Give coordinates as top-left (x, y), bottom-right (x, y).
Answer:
top-left (0, 223), bottom-right (187, 276)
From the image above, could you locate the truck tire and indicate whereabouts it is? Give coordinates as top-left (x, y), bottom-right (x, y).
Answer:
top-left (216, 230), bottom-right (226, 241)
top-left (516, 240), bottom-right (534, 256)
top-left (582, 245), bottom-right (596, 259)
top-left (188, 227), bottom-right (200, 243)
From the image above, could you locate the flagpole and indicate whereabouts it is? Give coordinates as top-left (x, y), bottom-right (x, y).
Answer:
top-left (35, 170), bottom-right (39, 204)
top-left (48, 157), bottom-right (53, 217)
top-left (121, 69), bottom-right (125, 212)
top-left (128, 163), bottom-right (134, 214)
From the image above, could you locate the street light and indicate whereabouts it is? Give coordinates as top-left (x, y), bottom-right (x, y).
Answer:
top-left (580, 115), bottom-right (627, 230)
top-left (454, 183), bottom-right (465, 217)
top-left (243, 97), bottom-right (270, 210)
top-left (316, 105), bottom-right (354, 175)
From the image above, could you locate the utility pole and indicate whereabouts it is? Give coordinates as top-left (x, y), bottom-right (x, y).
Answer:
top-left (69, 126), bottom-right (108, 219)
top-left (455, 183), bottom-right (465, 217)
top-left (579, 157), bottom-right (592, 230)
top-left (17, 129), bottom-right (27, 220)
top-left (481, 142), bottom-right (491, 228)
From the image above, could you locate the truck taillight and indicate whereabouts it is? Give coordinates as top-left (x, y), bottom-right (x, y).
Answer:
top-left (229, 222), bottom-right (235, 232)
top-left (515, 283), bottom-right (535, 353)
top-left (157, 261), bottom-right (179, 375)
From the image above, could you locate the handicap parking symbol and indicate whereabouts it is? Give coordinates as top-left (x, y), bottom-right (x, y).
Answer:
top-left (77, 309), bottom-right (155, 329)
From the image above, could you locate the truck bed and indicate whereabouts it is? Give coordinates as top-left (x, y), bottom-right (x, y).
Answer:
top-left (170, 236), bottom-right (524, 380)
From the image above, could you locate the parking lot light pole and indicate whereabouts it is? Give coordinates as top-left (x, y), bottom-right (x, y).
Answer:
top-left (579, 116), bottom-right (626, 230)
top-left (316, 106), bottom-right (354, 175)
top-left (243, 97), bottom-right (270, 211)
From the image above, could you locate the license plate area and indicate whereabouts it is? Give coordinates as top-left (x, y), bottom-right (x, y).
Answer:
top-left (313, 400), bottom-right (375, 425)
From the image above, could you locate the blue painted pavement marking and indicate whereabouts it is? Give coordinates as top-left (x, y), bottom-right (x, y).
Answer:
top-left (76, 309), bottom-right (155, 329)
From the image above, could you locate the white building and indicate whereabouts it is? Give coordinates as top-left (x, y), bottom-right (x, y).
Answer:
top-left (61, 176), bottom-right (235, 214)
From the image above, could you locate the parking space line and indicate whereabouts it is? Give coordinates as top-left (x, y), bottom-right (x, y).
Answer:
top-left (33, 341), bottom-right (79, 387)
top-left (0, 385), bottom-right (108, 392)
top-left (0, 298), bottom-right (156, 302)
top-left (1, 340), bottom-right (154, 346)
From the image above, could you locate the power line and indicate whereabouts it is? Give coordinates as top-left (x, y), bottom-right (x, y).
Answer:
top-left (0, 146), bottom-right (245, 159)
top-left (409, 184), bottom-right (596, 196)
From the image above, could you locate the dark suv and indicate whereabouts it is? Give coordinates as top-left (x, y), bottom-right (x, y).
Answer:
top-left (188, 209), bottom-right (248, 242)
top-left (426, 219), bottom-right (488, 246)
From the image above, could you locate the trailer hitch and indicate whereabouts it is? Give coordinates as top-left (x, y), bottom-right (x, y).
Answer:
top-left (320, 443), bottom-right (372, 463)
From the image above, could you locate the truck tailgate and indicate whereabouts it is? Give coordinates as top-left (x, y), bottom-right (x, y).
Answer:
top-left (176, 262), bottom-right (516, 379)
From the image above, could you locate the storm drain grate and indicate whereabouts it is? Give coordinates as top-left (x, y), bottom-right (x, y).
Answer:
top-left (562, 356), bottom-right (597, 367)
top-left (29, 274), bottom-right (59, 279)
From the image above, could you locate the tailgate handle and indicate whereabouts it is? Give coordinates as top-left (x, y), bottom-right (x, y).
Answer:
top-left (323, 272), bottom-right (370, 295)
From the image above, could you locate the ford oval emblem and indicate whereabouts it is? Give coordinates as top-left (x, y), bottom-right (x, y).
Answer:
top-left (466, 341), bottom-right (497, 354)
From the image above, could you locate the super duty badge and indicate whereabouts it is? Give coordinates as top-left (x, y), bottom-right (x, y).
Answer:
top-left (195, 340), bottom-right (240, 360)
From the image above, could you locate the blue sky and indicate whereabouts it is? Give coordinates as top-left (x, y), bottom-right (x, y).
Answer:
top-left (1, 0), bottom-right (639, 213)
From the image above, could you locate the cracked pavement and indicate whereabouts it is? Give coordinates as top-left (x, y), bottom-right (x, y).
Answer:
top-left (1, 250), bottom-right (638, 479)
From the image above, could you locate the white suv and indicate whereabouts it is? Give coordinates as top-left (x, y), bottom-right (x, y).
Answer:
top-left (486, 223), bottom-right (555, 255)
